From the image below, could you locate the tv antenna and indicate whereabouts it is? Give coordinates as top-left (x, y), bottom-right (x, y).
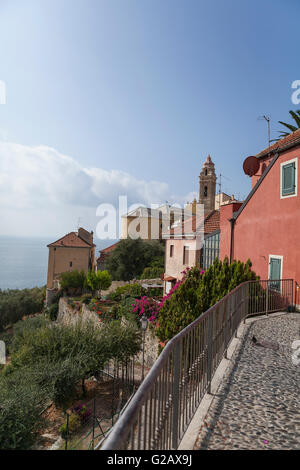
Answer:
top-left (216, 173), bottom-right (230, 208)
top-left (258, 115), bottom-right (271, 147)
top-left (77, 217), bottom-right (82, 231)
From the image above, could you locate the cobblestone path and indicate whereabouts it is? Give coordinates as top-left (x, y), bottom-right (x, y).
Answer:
top-left (194, 313), bottom-right (300, 450)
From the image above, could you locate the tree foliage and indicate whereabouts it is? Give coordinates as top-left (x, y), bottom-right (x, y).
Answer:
top-left (105, 239), bottom-right (164, 281)
top-left (0, 287), bottom-right (45, 332)
top-left (85, 270), bottom-right (112, 296)
top-left (157, 258), bottom-right (258, 344)
top-left (0, 316), bottom-right (141, 449)
top-left (272, 109), bottom-right (300, 142)
top-left (60, 270), bottom-right (86, 293)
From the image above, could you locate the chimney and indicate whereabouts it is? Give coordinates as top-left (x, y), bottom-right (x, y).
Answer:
top-left (78, 227), bottom-right (93, 245)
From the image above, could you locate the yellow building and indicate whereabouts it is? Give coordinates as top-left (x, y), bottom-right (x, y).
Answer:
top-left (121, 204), bottom-right (193, 240)
top-left (46, 227), bottom-right (95, 289)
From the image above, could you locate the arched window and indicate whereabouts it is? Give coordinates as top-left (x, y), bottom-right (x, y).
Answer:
top-left (205, 169), bottom-right (208, 176)
top-left (204, 186), bottom-right (208, 197)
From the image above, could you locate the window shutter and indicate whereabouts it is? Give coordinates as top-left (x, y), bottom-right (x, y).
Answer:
top-left (282, 162), bottom-right (295, 195)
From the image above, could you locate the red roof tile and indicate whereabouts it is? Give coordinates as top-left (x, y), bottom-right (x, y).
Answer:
top-left (204, 210), bottom-right (220, 234)
top-left (164, 210), bottom-right (220, 238)
top-left (48, 232), bottom-right (92, 248)
top-left (100, 241), bottom-right (120, 254)
top-left (257, 128), bottom-right (300, 159)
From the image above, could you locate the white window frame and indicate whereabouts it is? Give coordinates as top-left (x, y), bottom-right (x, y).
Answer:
top-left (280, 157), bottom-right (297, 199)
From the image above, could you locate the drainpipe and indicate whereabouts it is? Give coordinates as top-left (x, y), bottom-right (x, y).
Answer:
top-left (229, 217), bottom-right (235, 263)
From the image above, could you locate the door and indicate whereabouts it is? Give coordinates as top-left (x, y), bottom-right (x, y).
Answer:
top-left (269, 257), bottom-right (282, 291)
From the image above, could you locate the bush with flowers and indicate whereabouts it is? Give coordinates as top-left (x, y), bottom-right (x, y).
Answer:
top-left (156, 258), bottom-right (258, 347)
top-left (72, 403), bottom-right (92, 423)
top-left (131, 296), bottom-right (160, 325)
top-left (89, 299), bottom-right (118, 322)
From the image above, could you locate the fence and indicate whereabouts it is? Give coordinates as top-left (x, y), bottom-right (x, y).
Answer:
top-left (101, 279), bottom-right (293, 450)
top-left (63, 357), bottom-right (137, 450)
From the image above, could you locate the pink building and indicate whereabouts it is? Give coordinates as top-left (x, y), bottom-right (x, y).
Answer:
top-left (220, 129), bottom-right (300, 300)
top-left (163, 210), bottom-right (220, 293)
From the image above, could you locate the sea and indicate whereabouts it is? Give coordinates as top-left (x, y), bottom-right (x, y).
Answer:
top-left (0, 236), bottom-right (119, 291)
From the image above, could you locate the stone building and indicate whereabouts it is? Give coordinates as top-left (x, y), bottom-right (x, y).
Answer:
top-left (46, 227), bottom-right (95, 290)
top-left (199, 155), bottom-right (217, 212)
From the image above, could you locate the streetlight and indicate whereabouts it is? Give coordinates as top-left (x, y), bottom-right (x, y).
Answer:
top-left (141, 315), bottom-right (148, 381)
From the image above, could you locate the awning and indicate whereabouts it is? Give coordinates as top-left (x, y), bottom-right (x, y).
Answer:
top-left (163, 275), bottom-right (177, 282)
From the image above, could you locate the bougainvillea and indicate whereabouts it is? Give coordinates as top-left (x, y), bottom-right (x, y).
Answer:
top-left (131, 296), bottom-right (160, 324)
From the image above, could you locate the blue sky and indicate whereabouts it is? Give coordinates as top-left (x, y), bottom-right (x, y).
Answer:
top-left (0, 0), bottom-right (299, 237)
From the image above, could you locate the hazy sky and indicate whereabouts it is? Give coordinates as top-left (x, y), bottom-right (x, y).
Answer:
top-left (0, 0), bottom-right (299, 238)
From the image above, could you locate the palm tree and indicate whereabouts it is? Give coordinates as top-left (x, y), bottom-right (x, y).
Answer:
top-left (272, 110), bottom-right (300, 142)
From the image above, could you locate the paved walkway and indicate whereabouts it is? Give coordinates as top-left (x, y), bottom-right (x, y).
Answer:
top-left (194, 313), bottom-right (300, 450)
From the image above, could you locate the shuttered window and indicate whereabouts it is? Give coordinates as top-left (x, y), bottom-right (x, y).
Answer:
top-left (183, 246), bottom-right (189, 265)
top-left (282, 162), bottom-right (296, 196)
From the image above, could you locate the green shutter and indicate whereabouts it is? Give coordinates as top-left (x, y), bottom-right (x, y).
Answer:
top-left (282, 162), bottom-right (295, 195)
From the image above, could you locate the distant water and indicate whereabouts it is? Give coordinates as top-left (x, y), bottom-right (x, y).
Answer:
top-left (0, 236), bottom-right (119, 290)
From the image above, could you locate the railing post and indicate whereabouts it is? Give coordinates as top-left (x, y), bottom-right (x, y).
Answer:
top-left (207, 313), bottom-right (213, 394)
top-left (224, 302), bottom-right (228, 359)
top-left (172, 341), bottom-right (181, 449)
top-left (266, 281), bottom-right (269, 316)
top-left (291, 280), bottom-right (294, 311)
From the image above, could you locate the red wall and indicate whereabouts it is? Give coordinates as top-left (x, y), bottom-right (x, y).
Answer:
top-left (220, 147), bottom-right (300, 283)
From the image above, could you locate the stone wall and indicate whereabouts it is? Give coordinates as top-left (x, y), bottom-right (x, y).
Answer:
top-left (136, 326), bottom-right (159, 368)
top-left (57, 297), bottom-right (99, 326)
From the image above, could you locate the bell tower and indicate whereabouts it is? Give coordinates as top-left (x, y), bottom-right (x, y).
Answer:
top-left (199, 155), bottom-right (216, 212)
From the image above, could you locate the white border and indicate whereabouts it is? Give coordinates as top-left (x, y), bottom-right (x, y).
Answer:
top-left (268, 254), bottom-right (283, 280)
top-left (280, 157), bottom-right (298, 199)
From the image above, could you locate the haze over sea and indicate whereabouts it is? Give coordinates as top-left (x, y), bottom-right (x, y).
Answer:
top-left (0, 236), bottom-right (118, 290)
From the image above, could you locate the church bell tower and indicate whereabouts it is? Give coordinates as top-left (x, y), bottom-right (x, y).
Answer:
top-left (199, 155), bottom-right (216, 213)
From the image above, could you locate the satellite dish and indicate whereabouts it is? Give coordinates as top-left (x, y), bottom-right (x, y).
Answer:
top-left (243, 156), bottom-right (260, 177)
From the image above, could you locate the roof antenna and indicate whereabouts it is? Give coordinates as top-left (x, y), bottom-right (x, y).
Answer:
top-left (77, 217), bottom-right (82, 231)
top-left (258, 115), bottom-right (271, 148)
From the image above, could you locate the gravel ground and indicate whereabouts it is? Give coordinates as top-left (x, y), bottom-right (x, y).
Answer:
top-left (194, 313), bottom-right (300, 450)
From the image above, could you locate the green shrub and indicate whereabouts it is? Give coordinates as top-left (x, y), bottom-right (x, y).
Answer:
top-left (48, 303), bottom-right (59, 321)
top-left (0, 287), bottom-right (45, 332)
top-left (0, 315), bottom-right (142, 448)
top-left (0, 331), bottom-right (13, 355)
top-left (60, 270), bottom-right (85, 293)
top-left (0, 366), bottom-right (47, 449)
top-left (60, 413), bottom-right (81, 438)
top-left (157, 258), bottom-right (258, 345)
top-left (105, 239), bottom-right (165, 281)
top-left (85, 270), bottom-right (112, 297)
top-left (106, 283), bottom-right (145, 302)
top-left (140, 266), bottom-right (164, 279)
top-left (80, 293), bottom-right (92, 304)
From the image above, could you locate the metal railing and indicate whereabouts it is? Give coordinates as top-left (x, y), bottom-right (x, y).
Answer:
top-left (102, 279), bottom-right (293, 450)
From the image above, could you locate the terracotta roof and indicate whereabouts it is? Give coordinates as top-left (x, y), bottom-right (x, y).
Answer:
top-left (48, 232), bottom-right (92, 248)
top-left (100, 241), bottom-right (120, 254)
top-left (204, 210), bottom-right (220, 234)
top-left (257, 128), bottom-right (300, 159)
top-left (164, 210), bottom-right (220, 238)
